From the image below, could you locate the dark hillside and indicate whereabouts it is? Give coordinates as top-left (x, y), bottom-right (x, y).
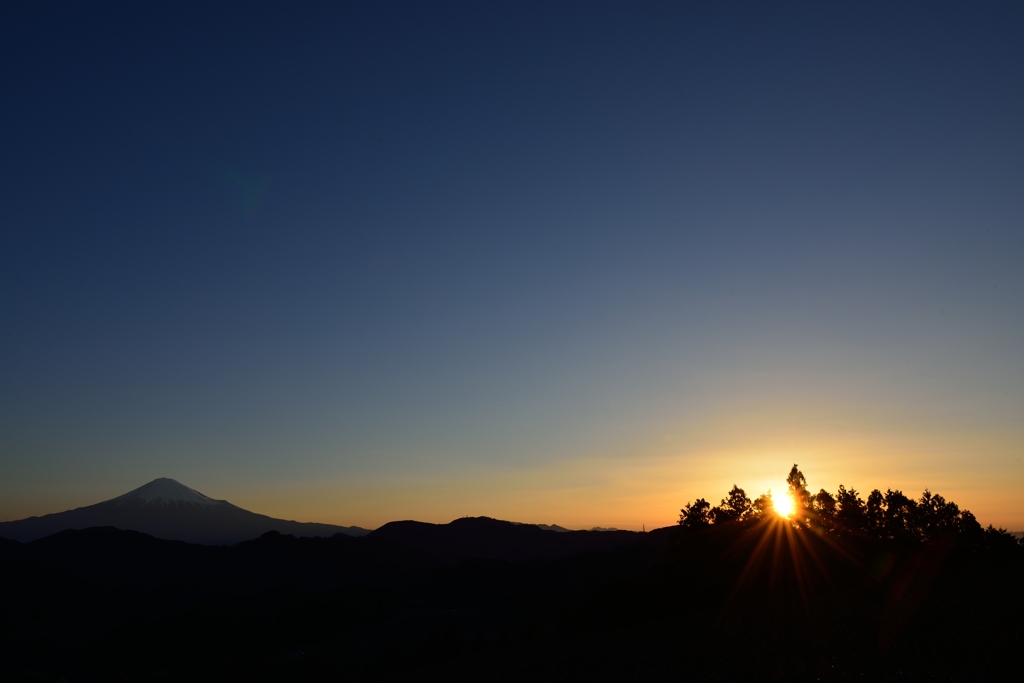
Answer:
top-left (2, 512), bottom-right (1021, 682)
top-left (370, 516), bottom-right (651, 564)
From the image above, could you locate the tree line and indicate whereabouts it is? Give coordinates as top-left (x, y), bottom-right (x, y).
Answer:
top-left (679, 464), bottom-right (1022, 547)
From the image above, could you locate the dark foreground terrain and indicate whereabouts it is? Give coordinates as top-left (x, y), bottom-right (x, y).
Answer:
top-left (2, 516), bottom-right (1021, 682)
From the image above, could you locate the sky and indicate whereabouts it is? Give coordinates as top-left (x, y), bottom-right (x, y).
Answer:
top-left (2, 1), bottom-right (1022, 530)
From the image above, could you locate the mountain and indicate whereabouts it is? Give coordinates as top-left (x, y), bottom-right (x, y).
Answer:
top-left (369, 516), bottom-right (664, 565)
top-left (0, 478), bottom-right (371, 545)
top-left (0, 520), bottom-right (669, 596)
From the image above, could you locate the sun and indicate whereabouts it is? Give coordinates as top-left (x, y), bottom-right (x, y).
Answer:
top-left (774, 492), bottom-right (795, 518)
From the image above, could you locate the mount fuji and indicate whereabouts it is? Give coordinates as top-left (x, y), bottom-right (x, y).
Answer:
top-left (0, 478), bottom-right (370, 545)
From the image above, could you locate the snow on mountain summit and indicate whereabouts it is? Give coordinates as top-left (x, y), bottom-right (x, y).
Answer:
top-left (109, 478), bottom-right (227, 507)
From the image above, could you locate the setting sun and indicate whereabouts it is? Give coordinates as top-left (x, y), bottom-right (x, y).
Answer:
top-left (774, 492), bottom-right (795, 518)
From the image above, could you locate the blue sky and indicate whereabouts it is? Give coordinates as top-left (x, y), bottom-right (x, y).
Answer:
top-left (2, 2), bottom-right (1022, 528)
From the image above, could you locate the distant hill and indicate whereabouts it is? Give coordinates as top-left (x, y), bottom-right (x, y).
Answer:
top-left (0, 521), bottom-right (669, 594)
top-left (370, 516), bottom-right (665, 565)
top-left (512, 522), bottom-right (620, 532)
top-left (0, 478), bottom-right (371, 545)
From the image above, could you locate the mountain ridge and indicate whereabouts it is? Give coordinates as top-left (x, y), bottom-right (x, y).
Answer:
top-left (0, 480), bottom-right (637, 547)
top-left (0, 478), bottom-right (370, 545)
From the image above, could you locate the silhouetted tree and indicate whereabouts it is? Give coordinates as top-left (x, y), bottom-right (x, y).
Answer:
top-left (865, 489), bottom-right (885, 536)
top-left (981, 525), bottom-right (1020, 554)
top-left (955, 509), bottom-right (982, 540)
top-left (883, 489), bottom-right (917, 541)
top-left (916, 489), bottom-right (961, 540)
top-left (679, 498), bottom-right (712, 528)
top-left (711, 485), bottom-right (752, 524)
top-left (835, 485), bottom-right (867, 535)
top-left (750, 492), bottom-right (774, 520)
top-left (680, 468), bottom-right (1015, 557)
top-left (812, 488), bottom-right (837, 532)
top-left (786, 464), bottom-right (811, 524)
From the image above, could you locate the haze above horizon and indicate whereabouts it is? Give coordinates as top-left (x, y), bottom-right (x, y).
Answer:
top-left (2, 2), bottom-right (1022, 530)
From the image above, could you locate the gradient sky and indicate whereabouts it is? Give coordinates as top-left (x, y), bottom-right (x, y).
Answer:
top-left (2, 2), bottom-right (1022, 530)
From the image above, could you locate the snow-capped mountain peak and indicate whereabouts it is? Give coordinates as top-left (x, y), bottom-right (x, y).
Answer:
top-left (0, 477), bottom-right (371, 544)
top-left (109, 478), bottom-right (226, 507)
